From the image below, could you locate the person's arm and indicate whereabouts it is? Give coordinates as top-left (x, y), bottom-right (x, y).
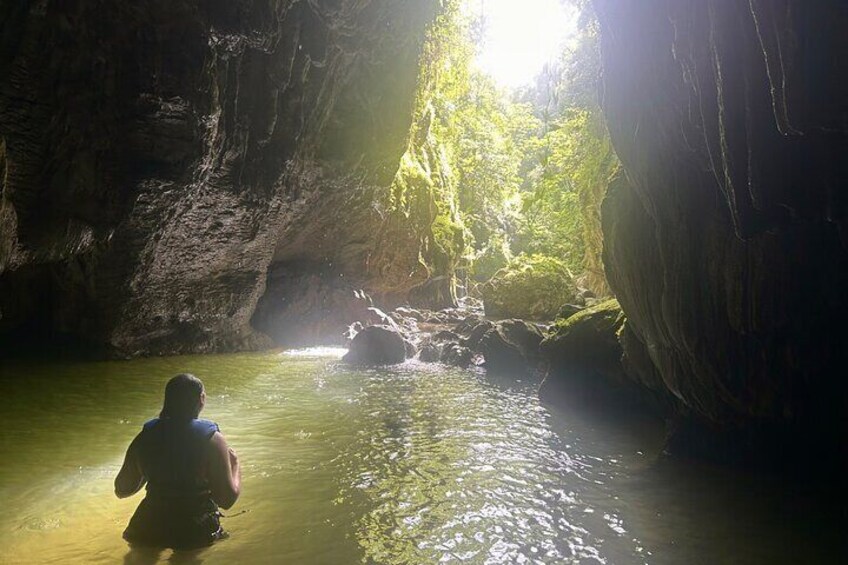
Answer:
top-left (206, 431), bottom-right (241, 509)
top-left (115, 435), bottom-right (146, 498)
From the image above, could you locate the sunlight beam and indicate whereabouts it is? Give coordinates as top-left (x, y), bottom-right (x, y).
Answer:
top-left (472, 0), bottom-right (578, 89)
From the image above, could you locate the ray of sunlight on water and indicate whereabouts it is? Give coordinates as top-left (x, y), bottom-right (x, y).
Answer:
top-left (0, 350), bottom-right (843, 564)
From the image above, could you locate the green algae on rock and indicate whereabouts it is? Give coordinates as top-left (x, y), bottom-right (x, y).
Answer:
top-left (538, 298), bottom-right (669, 412)
top-left (481, 254), bottom-right (578, 320)
top-left (541, 299), bottom-right (624, 376)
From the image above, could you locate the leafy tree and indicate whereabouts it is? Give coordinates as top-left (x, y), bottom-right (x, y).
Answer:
top-left (392, 0), bottom-right (618, 302)
top-left (509, 5), bottom-right (618, 294)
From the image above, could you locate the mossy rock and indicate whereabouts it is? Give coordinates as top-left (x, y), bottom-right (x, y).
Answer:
top-left (540, 298), bottom-right (626, 380)
top-left (549, 298), bottom-right (624, 335)
top-left (481, 254), bottom-right (578, 320)
top-left (540, 299), bottom-right (673, 413)
top-left (471, 240), bottom-right (510, 283)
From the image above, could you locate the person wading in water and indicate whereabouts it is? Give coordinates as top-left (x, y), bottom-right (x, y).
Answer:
top-left (115, 373), bottom-right (241, 549)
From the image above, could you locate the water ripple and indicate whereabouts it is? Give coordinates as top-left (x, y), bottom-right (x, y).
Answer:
top-left (1, 352), bottom-right (841, 564)
top-left (321, 363), bottom-right (646, 564)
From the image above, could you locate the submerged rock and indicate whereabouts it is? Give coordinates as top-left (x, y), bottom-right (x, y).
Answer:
top-left (479, 319), bottom-right (544, 374)
top-left (342, 325), bottom-right (407, 366)
top-left (539, 299), bottom-right (627, 398)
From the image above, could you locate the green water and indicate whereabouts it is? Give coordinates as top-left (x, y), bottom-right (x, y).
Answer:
top-left (0, 349), bottom-right (842, 564)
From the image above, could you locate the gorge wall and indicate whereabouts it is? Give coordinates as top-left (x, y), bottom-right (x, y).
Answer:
top-left (595, 0), bottom-right (848, 463)
top-left (3, 0), bottom-right (846, 470)
top-left (0, 0), bottom-right (452, 356)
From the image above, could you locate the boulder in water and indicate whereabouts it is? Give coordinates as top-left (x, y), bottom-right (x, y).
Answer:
top-left (461, 319), bottom-right (495, 350)
top-left (403, 338), bottom-right (418, 359)
top-left (432, 329), bottom-right (461, 343)
top-left (418, 342), bottom-right (441, 363)
top-left (538, 299), bottom-right (627, 397)
top-left (454, 314), bottom-right (484, 335)
top-left (440, 342), bottom-right (474, 367)
top-left (342, 325), bottom-right (407, 365)
top-left (481, 255), bottom-right (578, 320)
top-left (479, 319), bottom-right (544, 374)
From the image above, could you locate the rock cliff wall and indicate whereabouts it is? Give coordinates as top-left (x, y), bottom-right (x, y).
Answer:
top-left (595, 0), bottom-right (848, 461)
top-left (0, 0), bottom-right (441, 356)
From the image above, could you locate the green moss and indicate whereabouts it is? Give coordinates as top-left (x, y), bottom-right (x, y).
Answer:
top-left (553, 298), bottom-right (622, 332)
top-left (383, 1), bottom-right (468, 296)
top-left (481, 254), bottom-right (578, 320)
top-left (470, 232), bottom-right (511, 282)
top-left (540, 298), bottom-right (627, 387)
top-left (431, 212), bottom-right (463, 257)
top-left (384, 1), bottom-right (616, 304)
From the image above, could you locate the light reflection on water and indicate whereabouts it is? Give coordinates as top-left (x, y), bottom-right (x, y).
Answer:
top-left (281, 347), bottom-right (348, 359)
top-left (331, 361), bottom-right (633, 564)
top-left (0, 351), bottom-right (842, 564)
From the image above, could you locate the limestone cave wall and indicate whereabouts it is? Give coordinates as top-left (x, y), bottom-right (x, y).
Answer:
top-left (0, 0), bottom-right (442, 356)
top-left (595, 0), bottom-right (848, 459)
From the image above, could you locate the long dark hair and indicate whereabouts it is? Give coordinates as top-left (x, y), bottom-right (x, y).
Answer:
top-left (160, 373), bottom-right (204, 420)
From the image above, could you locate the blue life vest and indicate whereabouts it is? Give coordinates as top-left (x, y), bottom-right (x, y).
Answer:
top-left (137, 417), bottom-right (219, 499)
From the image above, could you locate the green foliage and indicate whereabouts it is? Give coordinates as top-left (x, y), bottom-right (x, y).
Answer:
top-left (481, 254), bottom-right (578, 320)
top-left (389, 0), bottom-right (618, 305)
top-left (431, 210), bottom-right (465, 264)
top-left (511, 11), bottom-right (618, 293)
top-left (470, 231), bottom-right (511, 282)
top-left (517, 107), bottom-right (617, 282)
top-left (386, 0), bottom-right (470, 297)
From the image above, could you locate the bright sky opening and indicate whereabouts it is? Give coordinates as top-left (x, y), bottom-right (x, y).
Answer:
top-left (471, 0), bottom-right (578, 89)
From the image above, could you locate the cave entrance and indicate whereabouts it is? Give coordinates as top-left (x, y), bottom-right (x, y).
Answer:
top-left (473, 0), bottom-right (576, 89)
top-left (251, 1), bottom-right (621, 347)
top-left (426, 0), bottom-right (618, 312)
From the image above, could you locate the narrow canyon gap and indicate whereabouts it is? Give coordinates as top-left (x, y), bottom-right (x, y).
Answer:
top-left (1, 0), bottom-right (846, 481)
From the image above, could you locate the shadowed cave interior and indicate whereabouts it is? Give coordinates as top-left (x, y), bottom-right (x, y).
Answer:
top-left (0, 0), bottom-right (846, 563)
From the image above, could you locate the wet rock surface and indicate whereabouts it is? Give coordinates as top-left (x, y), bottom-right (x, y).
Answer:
top-left (538, 300), bottom-right (663, 411)
top-left (540, 300), bottom-right (625, 381)
top-left (595, 0), bottom-right (848, 464)
top-left (342, 325), bottom-right (407, 366)
top-left (341, 297), bottom-right (551, 375)
top-left (251, 267), bottom-right (381, 348)
top-left (478, 320), bottom-right (544, 374)
top-left (0, 0), bottom-right (440, 357)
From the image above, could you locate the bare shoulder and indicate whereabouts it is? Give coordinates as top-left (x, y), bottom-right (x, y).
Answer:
top-left (115, 432), bottom-right (146, 498)
top-left (207, 430), bottom-right (237, 459)
top-left (207, 430), bottom-right (228, 452)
